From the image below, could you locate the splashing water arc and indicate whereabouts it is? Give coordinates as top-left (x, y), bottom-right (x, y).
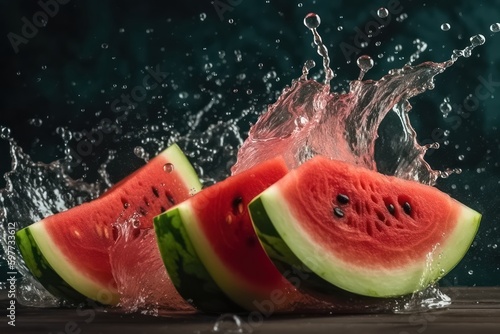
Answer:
top-left (231, 13), bottom-right (486, 186)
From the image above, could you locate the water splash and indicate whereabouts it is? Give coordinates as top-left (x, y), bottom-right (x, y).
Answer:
top-left (109, 215), bottom-right (195, 314)
top-left (232, 13), bottom-right (485, 187)
top-left (212, 314), bottom-right (252, 334)
top-left (304, 13), bottom-right (334, 84)
top-left (0, 11), bottom-right (489, 314)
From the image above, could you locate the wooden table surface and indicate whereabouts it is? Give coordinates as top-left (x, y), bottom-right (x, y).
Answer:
top-left (1, 287), bottom-right (499, 334)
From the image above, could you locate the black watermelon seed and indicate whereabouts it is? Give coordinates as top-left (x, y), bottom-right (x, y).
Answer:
top-left (337, 194), bottom-right (350, 204)
top-left (160, 206), bottom-right (166, 213)
top-left (232, 196), bottom-right (243, 215)
top-left (152, 187), bottom-right (160, 198)
top-left (139, 206), bottom-right (148, 216)
top-left (403, 202), bottom-right (412, 215)
top-left (387, 203), bottom-right (395, 215)
top-left (166, 192), bottom-right (176, 205)
top-left (333, 207), bottom-right (345, 218)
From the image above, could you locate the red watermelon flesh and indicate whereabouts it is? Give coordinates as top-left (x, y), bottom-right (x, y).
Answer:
top-left (16, 144), bottom-right (202, 304)
top-left (156, 157), bottom-right (332, 312)
top-left (249, 156), bottom-right (481, 298)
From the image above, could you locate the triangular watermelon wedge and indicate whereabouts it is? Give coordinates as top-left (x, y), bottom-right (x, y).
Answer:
top-left (249, 156), bottom-right (481, 299)
top-left (16, 144), bottom-right (202, 305)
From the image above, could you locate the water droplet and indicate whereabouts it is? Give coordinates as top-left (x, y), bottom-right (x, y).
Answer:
top-left (234, 50), bottom-right (243, 62)
top-left (357, 55), bottom-right (374, 80)
top-left (101, 43), bottom-right (108, 49)
top-left (0, 126), bottom-right (11, 139)
top-left (16, 71), bottom-right (21, 76)
top-left (492, 244), bottom-right (498, 249)
top-left (377, 8), bottom-right (389, 18)
top-left (440, 102), bottom-right (452, 114)
top-left (28, 118), bottom-right (43, 127)
top-left (490, 23), bottom-right (500, 33)
top-left (179, 91), bottom-right (188, 99)
top-left (440, 23), bottom-right (451, 31)
top-left (458, 155), bottom-right (465, 161)
top-left (212, 314), bottom-right (251, 334)
top-left (470, 34), bottom-right (485, 46)
top-left (337, 26), bottom-right (343, 31)
top-left (297, 3), bottom-right (303, 7)
top-left (304, 13), bottom-right (321, 29)
top-left (133, 146), bottom-right (149, 161)
top-left (41, 65), bottom-right (47, 70)
top-left (228, 18), bottom-right (234, 24)
top-left (163, 163), bottom-right (174, 173)
top-left (303, 13), bottom-right (334, 84)
top-left (357, 55), bottom-right (374, 72)
top-left (300, 59), bottom-right (316, 80)
top-left (468, 270), bottom-right (474, 275)
top-left (200, 13), bottom-right (206, 21)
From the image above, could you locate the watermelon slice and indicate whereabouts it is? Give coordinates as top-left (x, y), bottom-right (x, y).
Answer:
top-left (249, 156), bottom-right (481, 299)
top-left (15, 144), bottom-right (202, 305)
top-left (154, 157), bottom-right (326, 312)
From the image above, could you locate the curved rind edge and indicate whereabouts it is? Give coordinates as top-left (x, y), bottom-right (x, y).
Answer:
top-left (249, 185), bottom-right (481, 298)
top-left (15, 227), bottom-right (90, 303)
top-left (153, 207), bottom-right (242, 313)
top-left (14, 143), bottom-right (199, 306)
top-left (159, 143), bottom-right (202, 193)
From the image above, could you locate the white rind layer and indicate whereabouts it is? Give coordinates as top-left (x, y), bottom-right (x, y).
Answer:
top-left (258, 185), bottom-right (481, 297)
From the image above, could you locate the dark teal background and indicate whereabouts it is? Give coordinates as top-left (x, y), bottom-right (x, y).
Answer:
top-left (0, 0), bottom-right (499, 287)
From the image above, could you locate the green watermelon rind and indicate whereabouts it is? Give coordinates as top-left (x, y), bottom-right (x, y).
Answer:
top-left (153, 207), bottom-right (243, 313)
top-left (15, 143), bottom-right (202, 305)
top-left (15, 228), bottom-right (89, 303)
top-left (249, 185), bottom-right (481, 298)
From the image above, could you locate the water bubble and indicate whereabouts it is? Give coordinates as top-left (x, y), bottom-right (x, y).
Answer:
top-left (377, 8), bottom-right (389, 18)
top-left (118, 28), bottom-right (125, 33)
top-left (304, 13), bottom-right (321, 29)
top-left (101, 43), bottom-right (109, 49)
top-left (297, 3), bottom-right (303, 7)
top-left (458, 155), bottom-right (465, 161)
top-left (395, 44), bottom-right (403, 52)
top-left (163, 163), bottom-right (174, 173)
top-left (179, 91), bottom-right (188, 99)
top-left (440, 23), bottom-right (451, 31)
top-left (228, 18), bottom-right (234, 24)
top-left (41, 65), bottom-right (47, 70)
top-left (212, 314), bottom-right (251, 334)
top-left (470, 34), bottom-right (485, 46)
top-left (468, 270), bottom-right (474, 275)
top-left (490, 23), bottom-right (500, 33)
top-left (200, 13), bottom-right (206, 21)
top-left (337, 26), bottom-right (343, 31)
